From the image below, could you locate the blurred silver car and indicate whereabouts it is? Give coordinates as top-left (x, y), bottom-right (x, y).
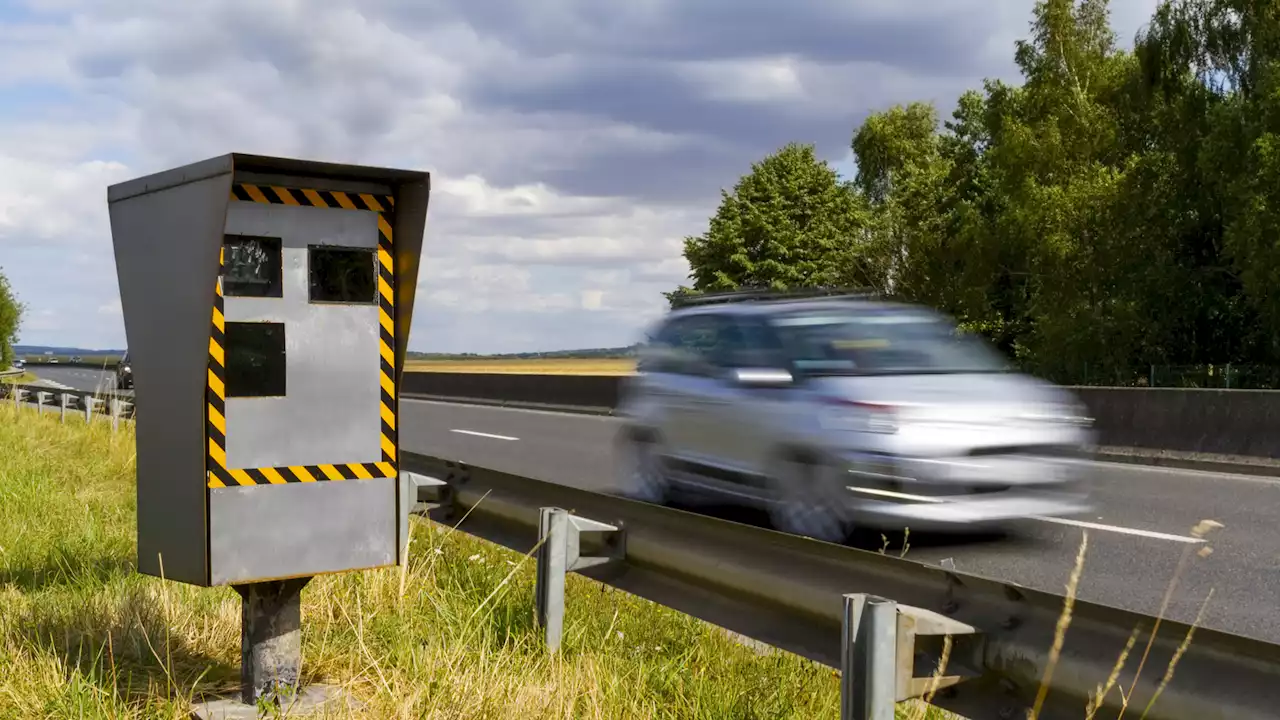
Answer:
top-left (614, 289), bottom-right (1096, 542)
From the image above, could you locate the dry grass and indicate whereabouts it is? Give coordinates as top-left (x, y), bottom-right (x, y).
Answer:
top-left (1027, 523), bottom-right (1222, 720)
top-left (0, 401), bottom-right (958, 719)
top-left (0, 373), bottom-right (37, 384)
top-left (406, 358), bottom-right (637, 376)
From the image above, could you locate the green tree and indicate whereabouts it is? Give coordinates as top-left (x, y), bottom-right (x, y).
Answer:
top-left (847, 0), bottom-right (1211, 381)
top-left (677, 0), bottom-right (1280, 383)
top-left (0, 269), bottom-right (22, 370)
top-left (850, 101), bottom-right (986, 316)
top-left (678, 143), bottom-right (873, 298)
top-left (1136, 0), bottom-right (1280, 361)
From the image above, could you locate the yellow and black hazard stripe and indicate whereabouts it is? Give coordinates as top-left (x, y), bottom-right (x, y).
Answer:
top-left (206, 182), bottom-right (399, 489)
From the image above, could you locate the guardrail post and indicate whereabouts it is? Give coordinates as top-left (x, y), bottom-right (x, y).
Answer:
top-left (60, 393), bottom-right (71, 424)
top-left (11, 387), bottom-right (25, 410)
top-left (110, 398), bottom-right (132, 432)
top-left (84, 396), bottom-right (97, 424)
top-left (535, 507), bottom-right (624, 653)
top-left (36, 391), bottom-right (50, 415)
top-left (399, 471), bottom-right (452, 561)
top-left (841, 594), bottom-right (898, 720)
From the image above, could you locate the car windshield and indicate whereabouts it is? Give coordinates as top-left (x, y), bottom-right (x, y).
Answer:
top-left (768, 309), bottom-right (1010, 376)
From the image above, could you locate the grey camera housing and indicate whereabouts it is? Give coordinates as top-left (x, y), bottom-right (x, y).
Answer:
top-left (107, 153), bottom-right (430, 587)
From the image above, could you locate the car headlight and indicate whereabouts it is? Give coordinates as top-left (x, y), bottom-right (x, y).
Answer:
top-left (818, 399), bottom-right (899, 434)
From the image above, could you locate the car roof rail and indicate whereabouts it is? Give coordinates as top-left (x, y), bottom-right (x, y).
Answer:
top-left (668, 286), bottom-right (880, 309)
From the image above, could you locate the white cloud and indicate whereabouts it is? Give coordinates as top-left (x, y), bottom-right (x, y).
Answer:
top-left (0, 0), bottom-right (1161, 353)
top-left (580, 290), bottom-right (604, 311)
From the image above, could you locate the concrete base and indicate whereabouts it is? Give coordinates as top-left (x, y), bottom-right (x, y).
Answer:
top-left (191, 684), bottom-right (359, 719)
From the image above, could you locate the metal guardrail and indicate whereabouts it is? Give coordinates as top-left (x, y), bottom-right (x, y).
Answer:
top-left (403, 451), bottom-right (1280, 720)
top-left (0, 383), bottom-right (135, 427)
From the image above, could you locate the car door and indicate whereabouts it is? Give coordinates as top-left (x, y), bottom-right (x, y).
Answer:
top-left (693, 315), bottom-right (796, 483)
top-left (669, 313), bottom-right (768, 483)
top-left (637, 315), bottom-right (716, 461)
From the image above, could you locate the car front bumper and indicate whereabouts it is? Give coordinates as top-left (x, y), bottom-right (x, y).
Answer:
top-left (836, 450), bottom-right (1093, 532)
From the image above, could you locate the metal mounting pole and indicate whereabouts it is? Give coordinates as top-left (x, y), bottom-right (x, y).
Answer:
top-left (60, 393), bottom-right (70, 423)
top-left (84, 396), bottom-right (96, 423)
top-left (36, 391), bottom-right (50, 415)
top-left (535, 506), bottom-right (623, 653)
top-left (234, 577), bottom-right (311, 706)
top-left (841, 593), bottom-right (898, 720)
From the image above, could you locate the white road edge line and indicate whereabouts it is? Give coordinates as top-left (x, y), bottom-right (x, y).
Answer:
top-left (450, 428), bottom-right (520, 441)
top-left (1089, 458), bottom-right (1280, 484)
top-left (847, 486), bottom-right (1204, 544)
top-left (1029, 516), bottom-right (1204, 544)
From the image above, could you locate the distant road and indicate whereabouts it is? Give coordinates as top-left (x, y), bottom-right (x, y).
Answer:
top-left (27, 366), bottom-right (127, 394)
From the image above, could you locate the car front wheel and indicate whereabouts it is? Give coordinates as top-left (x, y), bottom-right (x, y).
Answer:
top-left (766, 453), bottom-right (849, 544)
top-left (615, 430), bottom-right (670, 505)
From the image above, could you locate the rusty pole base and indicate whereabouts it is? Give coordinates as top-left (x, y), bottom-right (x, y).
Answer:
top-left (190, 577), bottom-right (360, 718)
top-left (236, 578), bottom-right (310, 706)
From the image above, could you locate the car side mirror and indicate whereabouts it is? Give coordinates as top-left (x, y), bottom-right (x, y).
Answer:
top-left (729, 367), bottom-right (794, 387)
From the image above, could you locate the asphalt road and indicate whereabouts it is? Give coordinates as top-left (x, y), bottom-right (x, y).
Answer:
top-left (27, 366), bottom-right (129, 394)
top-left (402, 398), bottom-right (1280, 645)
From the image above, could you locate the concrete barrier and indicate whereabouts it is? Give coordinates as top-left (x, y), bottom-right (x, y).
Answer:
top-left (1073, 386), bottom-right (1280, 457)
top-left (403, 372), bottom-right (1280, 460)
top-left (402, 371), bottom-right (621, 411)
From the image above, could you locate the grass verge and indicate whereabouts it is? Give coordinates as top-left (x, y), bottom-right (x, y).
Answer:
top-left (0, 401), bottom-right (956, 718)
top-left (0, 372), bottom-right (38, 384)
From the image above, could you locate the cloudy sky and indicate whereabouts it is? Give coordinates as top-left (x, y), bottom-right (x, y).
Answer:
top-left (0, 0), bottom-right (1158, 354)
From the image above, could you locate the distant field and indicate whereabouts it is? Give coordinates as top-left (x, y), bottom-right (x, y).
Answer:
top-left (407, 357), bottom-right (637, 376)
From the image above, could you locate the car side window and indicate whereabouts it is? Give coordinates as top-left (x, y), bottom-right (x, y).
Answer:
top-left (719, 316), bottom-right (787, 370)
top-left (639, 317), bottom-right (695, 374)
top-left (644, 314), bottom-right (733, 376)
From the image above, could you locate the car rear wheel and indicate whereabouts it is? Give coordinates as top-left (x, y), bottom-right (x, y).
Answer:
top-left (767, 454), bottom-right (849, 544)
top-left (616, 430), bottom-right (669, 505)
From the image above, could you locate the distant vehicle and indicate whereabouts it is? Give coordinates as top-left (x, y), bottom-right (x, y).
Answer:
top-left (614, 287), bottom-right (1096, 542)
top-left (13, 358), bottom-right (24, 370)
top-left (115, 352), bottom-right (132, 390)
top-left (71, 355), bottom-right (82, 363)
top-left (48, 357), bottom-right (59, 364)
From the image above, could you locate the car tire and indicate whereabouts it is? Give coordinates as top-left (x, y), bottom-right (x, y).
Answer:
top-left (615, 429), bottom-right (670, 505)
top-left (766, 453), bottom-right (849, 544)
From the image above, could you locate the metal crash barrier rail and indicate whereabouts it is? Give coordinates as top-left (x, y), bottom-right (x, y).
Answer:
top-left (0, 382), bottom-right (134, 427)
top-left (402, 451), bottom-right (1280, 720)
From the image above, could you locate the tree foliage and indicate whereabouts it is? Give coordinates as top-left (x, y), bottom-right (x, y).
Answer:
top-left (678, 143), bottom-right (873, 298)
top-left (679, 0), bottom-right (1280, 384)
top-left (0, 269), bottom-right (22, 370)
